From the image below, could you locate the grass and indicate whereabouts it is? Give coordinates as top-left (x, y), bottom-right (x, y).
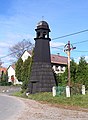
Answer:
top-left (13, 91), bottom-right (88, 109)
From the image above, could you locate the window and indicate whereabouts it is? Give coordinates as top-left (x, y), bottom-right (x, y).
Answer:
top-left (43, 32), bottom-right (47, 38)
top-left (37, 32), bottom-right (40, 38)
top-left (56, 65), bottom-right (59, 71)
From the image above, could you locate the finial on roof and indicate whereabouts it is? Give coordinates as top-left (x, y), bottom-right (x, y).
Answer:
top-left (42, 16), bottom-right (44, 21)
top-left (57, 53), bottom-right (60, 56)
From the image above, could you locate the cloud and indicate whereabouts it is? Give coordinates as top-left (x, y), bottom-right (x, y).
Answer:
top-left (50, 41), bottom-right (65, 47)
top-left (0, 42), bottom-right (10, 48)
top-left (74, 57), bottom-right (80, 64)
top-left (8, 32), bottom-right (33, 40)
top-left (1, 55), bottom-right (16, 67)
top-left (85, 56), bottom-right (88, 62)
top-left (74, 55), bottom-right (88, 64)
top-left (6, 33), bottom-right (34, 47)
top-left (0, 32), bottom-right (34, 47)
top-left (0, 32), bottom-right (34, 67)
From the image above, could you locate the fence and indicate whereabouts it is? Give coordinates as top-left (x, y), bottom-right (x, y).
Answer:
top-left (56, 86), bottom-right (66, 96)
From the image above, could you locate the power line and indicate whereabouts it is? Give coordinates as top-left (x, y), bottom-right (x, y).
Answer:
top-left (0, 43), bottom-right (34, 59)
top-left (0, 47), bottom-right (63, 59)
top-left (1, 29), bottom-right (88, 59)
top-left (51, 42), bottom-right (88, 53)
top-left (0, 51), bottom-right (18, 59)
top-left (0, 46), bottom-right (88, 60)
top-left (51, 47), bottom-right (88, 53)
top-left (51, 47), bottom-right (63, 50)
top-left (72, 39), bottom-right (88, 45)
top-left (52, 29), bottom-right (88, 40)
top-left (73, 50), bottom-right (88, 53)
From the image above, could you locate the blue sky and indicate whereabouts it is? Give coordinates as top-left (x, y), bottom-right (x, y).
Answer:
top-left (0, 0), bottom-right (88, 67)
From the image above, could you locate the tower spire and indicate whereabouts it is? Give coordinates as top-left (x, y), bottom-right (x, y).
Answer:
top-left (42, 16), bottom-right (44, 21)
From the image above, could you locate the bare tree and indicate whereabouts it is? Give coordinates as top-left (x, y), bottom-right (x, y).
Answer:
top-left (9, 39), bottom-right (34, 59)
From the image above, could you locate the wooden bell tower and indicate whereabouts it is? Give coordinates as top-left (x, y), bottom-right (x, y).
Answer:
top-left (28, 21), bottom-right (56, 94)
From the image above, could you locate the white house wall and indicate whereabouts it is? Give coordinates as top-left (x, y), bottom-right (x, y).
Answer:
top-left (8, 66), bottom-right (15, 82)
top-left (8, 67), bottom-right (15, 77)
top-left (52, 65), bottom-right (66, 74)
top-left (21, 51), bottom-right (31, 62)
top-left (7, 66), bottom-right (22, 85)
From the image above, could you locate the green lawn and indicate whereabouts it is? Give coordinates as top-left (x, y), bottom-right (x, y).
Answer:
top-left (14, 91), bottom-right (88, 109)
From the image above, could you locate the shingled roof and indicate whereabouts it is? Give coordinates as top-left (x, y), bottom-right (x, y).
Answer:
top-left (51, 54), bottom-right (68, 65)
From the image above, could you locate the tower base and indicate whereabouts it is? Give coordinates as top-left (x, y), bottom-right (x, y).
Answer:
top-left (28, 62), bottom-right (56, 94)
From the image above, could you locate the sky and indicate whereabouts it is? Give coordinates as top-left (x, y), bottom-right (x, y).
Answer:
top-left (0, 0), bottom-right (88, 67)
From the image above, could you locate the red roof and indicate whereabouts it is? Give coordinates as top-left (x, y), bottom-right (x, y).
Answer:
top-left (51, 54), bottom-right (68, 65)
top-left (11, 64), bottom-right (15, 69)
top-left (0, 67), bottom-right (7, 73)
top-left (28, 51), bottom-right (32, 55)
top-left (28, 50), bottom-right (68, 65)
top-left (27, 50), bottom-right (68, 65)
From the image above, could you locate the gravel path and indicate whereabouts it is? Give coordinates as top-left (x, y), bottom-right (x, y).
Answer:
top-left (0, 86), bottom-right (88, 120)
top-left (17, 98), bottom-right (88, 120)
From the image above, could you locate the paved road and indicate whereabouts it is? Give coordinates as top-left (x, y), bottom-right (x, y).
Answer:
top-left (0, 94), bottom-right (25, 120)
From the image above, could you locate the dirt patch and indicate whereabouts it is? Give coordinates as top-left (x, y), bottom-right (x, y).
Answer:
top-left (17, 98), bottom-right (88, 120)
top-left (39, 101), bottom-right (88, 112)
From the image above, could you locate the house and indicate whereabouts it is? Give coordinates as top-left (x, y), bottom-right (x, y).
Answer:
top-left (51, 54), bottom-right (68, 74)
top-left (21, 50), bottom-right (32, 62)
top-left (7, 50), bottom-right (32, 85)
top-left (21, 50), bottom-right (68, 74)
top-left (7, 50), bottom-right (67, 85)
top-left (7, 64), bottom-right (22, 85)
top-left (0, 67), bottom-right (7, 78)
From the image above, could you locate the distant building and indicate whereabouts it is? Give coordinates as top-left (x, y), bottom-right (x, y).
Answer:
top-left (7, 65), bottom-right (22, 85)
top-left (7, 50), bottom-right (67, 85)
top-left (21, 50), bottom-right (32, 62)
top-left (51, 54), bottom-right (67, 74)
top-left (21, 50), bottom-right (68, 74)
top-left (0, 67), bottom-right (7, 78)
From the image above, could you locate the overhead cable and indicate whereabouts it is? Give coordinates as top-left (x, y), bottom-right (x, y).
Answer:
top-left (52, 29), bottom-right (88, 40)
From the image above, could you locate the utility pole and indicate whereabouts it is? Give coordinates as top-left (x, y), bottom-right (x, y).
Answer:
top-left (67, 41), bottom-right (70, 87)
top-left (64, 41), bottom-right (76, 87)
